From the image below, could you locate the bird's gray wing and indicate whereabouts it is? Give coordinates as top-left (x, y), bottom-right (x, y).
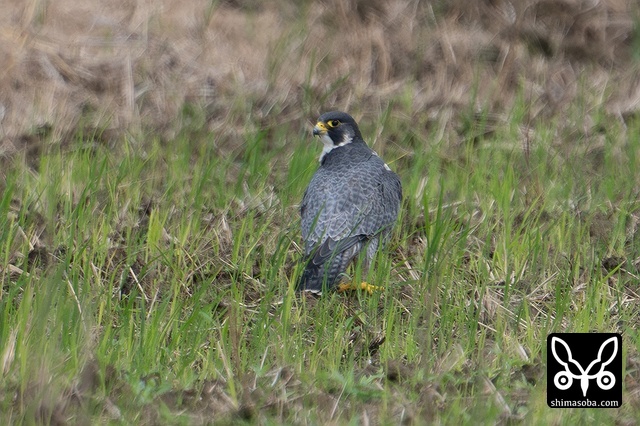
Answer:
top-left (302, 157), bottom-right (401, 255)
top-left (298, 155), bottom-right (401, 292)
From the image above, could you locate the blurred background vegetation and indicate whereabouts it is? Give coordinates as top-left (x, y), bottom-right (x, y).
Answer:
top-left (1, 0), bottom-right (639, 151)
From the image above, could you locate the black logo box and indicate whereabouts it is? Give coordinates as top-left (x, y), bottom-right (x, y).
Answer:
top-left (547, 333), bottom-right (622, 407)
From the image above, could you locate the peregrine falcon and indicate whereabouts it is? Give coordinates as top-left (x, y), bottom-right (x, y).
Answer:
top-left (297, 111), bottom-right (402, 293)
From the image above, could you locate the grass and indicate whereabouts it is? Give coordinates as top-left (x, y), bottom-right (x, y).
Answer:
top-left (1, 81), bottom-right (640, 424)
top-left (1, 1), bottom-right (640, 423)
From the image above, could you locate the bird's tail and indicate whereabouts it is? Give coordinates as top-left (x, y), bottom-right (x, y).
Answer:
top-left (296, 235), bottom-right (365, 293)
top-left (297, 250), bottom-right (353, 293)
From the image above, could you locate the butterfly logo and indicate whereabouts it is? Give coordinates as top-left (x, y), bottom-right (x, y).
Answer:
top-left (551, 336), bottom-right (617, 397)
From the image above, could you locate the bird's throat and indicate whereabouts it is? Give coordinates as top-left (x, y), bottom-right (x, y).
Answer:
top-left (318, 134), bottom-right (353, 162)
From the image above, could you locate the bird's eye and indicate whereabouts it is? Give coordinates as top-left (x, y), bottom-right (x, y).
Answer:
top-left (327, 120), bottom-right (340, 128)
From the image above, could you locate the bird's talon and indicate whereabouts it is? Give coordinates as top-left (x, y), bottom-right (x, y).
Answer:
top-left (362, 282), bottom-right (382, 294)
top-left (337, 281), bottom-right (382, 294)
top-left (337, 282), bottom-right (352, 292)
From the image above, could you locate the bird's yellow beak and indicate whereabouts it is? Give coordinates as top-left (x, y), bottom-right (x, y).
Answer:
top-left (313, 121), bottom-right (328, 136)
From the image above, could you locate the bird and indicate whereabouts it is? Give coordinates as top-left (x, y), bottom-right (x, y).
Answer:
top-left (297, 111), bottom-right (402, 294)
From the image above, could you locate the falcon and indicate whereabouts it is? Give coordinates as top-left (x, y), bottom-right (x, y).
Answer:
top-left (297, 111), bottom-right (402, 293)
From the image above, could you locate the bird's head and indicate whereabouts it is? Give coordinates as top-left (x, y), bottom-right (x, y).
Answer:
top-left (313, 111), bottom-right (363, 143)
top-left (313, 111), bottom-right (363, 161)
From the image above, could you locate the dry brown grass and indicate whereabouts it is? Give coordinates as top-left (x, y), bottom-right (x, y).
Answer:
top-left (0, 0), bottom-right (638, 154)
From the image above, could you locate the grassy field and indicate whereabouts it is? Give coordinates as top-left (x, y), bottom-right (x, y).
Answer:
top-left (2, 90), bottom-right (640, 424)
top-left (2, 1), bottom-right (640, 424)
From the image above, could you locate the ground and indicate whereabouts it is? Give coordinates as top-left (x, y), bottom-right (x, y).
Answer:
top-left (1, 0), bottom-right (640, 424)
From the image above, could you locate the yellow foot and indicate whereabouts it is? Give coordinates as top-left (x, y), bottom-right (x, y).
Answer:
top-left (337, 282), bottom-right (383, 295)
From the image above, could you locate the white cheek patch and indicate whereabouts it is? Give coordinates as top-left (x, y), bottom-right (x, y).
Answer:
top-left (318, 133), bottom-right (353, 162)
top-left (339, 132), bottom-right (352, 146)
top-left (319, 134), bottom-right (335, 162)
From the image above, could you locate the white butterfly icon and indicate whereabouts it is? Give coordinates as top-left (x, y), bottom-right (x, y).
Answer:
top-left (551, 336), bottom-right (617, 397)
